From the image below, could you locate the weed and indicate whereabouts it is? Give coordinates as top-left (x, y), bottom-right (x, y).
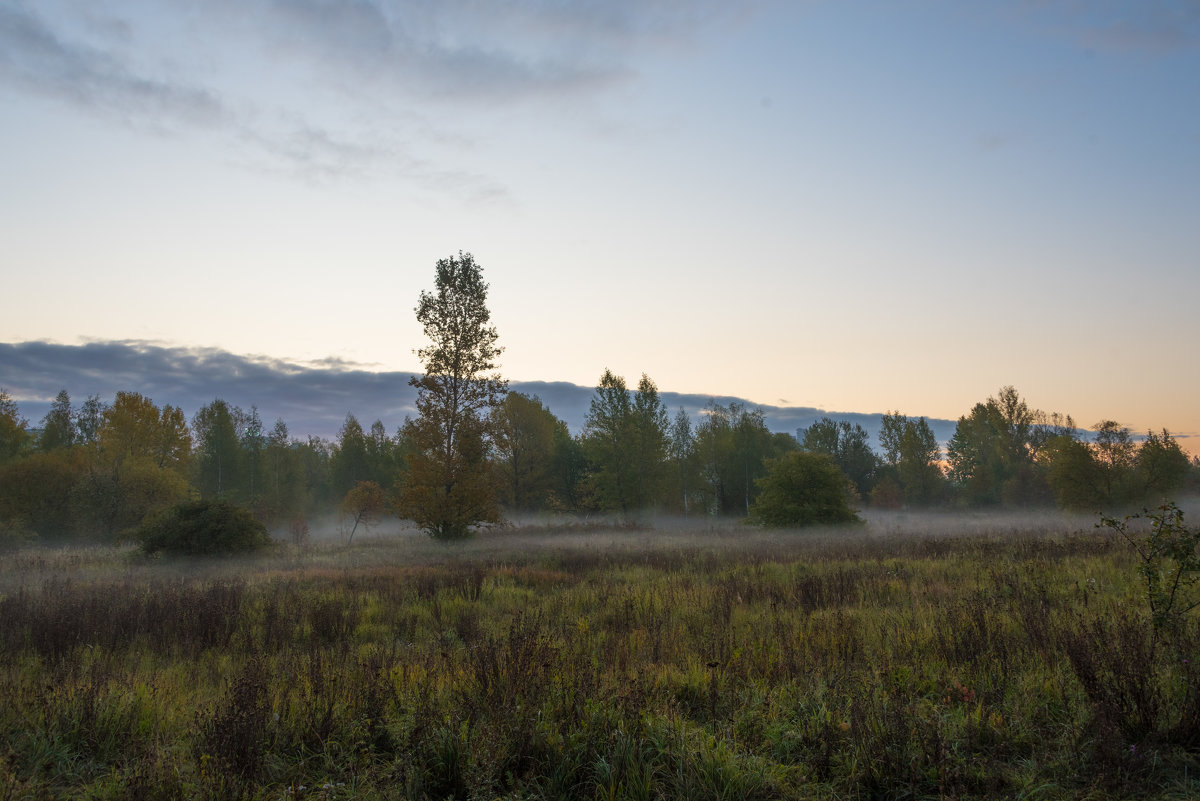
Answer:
top-left (1100, 502), bottom-right (1200, 634)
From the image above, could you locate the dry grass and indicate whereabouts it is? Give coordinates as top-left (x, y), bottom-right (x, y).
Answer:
top-left (0, 511), bottom-right (1197, 799)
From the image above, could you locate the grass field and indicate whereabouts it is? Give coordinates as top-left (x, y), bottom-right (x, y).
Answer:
top-left (1, 508), bottom-right (1198, 800)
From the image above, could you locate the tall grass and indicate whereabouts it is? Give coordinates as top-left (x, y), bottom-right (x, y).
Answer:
top-left (0, 517), bottom-right (1196, 799)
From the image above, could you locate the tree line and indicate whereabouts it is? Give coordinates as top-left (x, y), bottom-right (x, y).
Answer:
top-left (1, 253), bottom-right (1196, 543)
top-left (1, 379), bottom-right (1194, 544)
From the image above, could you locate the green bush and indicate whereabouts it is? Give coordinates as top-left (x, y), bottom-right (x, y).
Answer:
top-left (748, 451), bottom-right (861, 528)
top-left (136, 499), bottom-right (272, 556)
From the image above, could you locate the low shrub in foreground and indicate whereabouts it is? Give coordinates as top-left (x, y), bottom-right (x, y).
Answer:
top-left (135, 499), bottom-right (272, 556)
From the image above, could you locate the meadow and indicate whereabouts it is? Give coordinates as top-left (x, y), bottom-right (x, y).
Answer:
top-left (1, 509), bottom-right (1198, 800)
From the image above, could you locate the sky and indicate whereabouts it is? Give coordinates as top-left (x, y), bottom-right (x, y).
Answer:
top-left (2, 1), bottom-right (1198, 447)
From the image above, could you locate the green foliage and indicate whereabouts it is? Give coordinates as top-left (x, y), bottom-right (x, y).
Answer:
top-left (331, 413), bottom-right (369, 496)
top-left (191, 398), bottom-right (241, 499)
top-left (946, 386), bottom-right (1046, 506)
top-left (491, 392), bottom-right (564, 511)
top-left (0, 449), bottom-right (89, 538)
top-left (582, 371), bottom-right (669, 515)
top-left (630, 374), bottom-right (670, 507)
top-left (365, 419), bottom-right (406, 491)
top-left (38, 389), bottom-right (76, 451)
top-left (75, 393), bottom-right (106, 448)
top-left (239, 404), bottom-right (265, 507)
top-left (1137, 429), bottom-right (1192, 501)
top-left (800, 417), bottom-right (878, 496)
top-left (99, 391), bottom-right (191, 473)
top-left (666, 406), bottom-right (697, 515)
top-left (1092, 419), bottom-right (1138, 504)
top-left (748, 451), bottom-right (861, 527)
top-left (879, 411), bottom-right (945, 506)
top-left (1043, 434), bottom-right (1105, 510)
top-left (548, 421), bottom-right (588, 511)
top-left (0, 389), bottom-right (28, 463)
top-left (135, 499), bottom-right (272, 556)
top-left (1055, 504), bottom-right (1200, 753)
top-left (693, 401), bottom-right (786, 516)
top-left (1100, 503), bottom-right (1200, 633)
top-left (1043, 426), bottom-right (1190, 511)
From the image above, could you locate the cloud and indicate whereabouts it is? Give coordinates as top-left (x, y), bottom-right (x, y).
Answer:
top-left (0, 2), bottom-right (226, 131)
top-left (0, 340), bottom-right (419, 438)
top-left (1080, 3), bottom-right (1200, 53)
top-left (0, 340), bottom-right (950, 447)
top-left (0, 0), bottom-right (746, 187)
top-left (245, 0), bottom-right (745, 101)
top-left (0, 1), bottom-right (510, 193)
top-left (1010, 1), bottom-right (1200, 54)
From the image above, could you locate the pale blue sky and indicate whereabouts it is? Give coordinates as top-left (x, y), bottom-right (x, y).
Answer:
top-left (2, 1), bottom-right (1197, 442)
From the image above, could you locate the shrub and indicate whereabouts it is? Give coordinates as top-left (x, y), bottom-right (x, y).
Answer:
top-left (135, 499), bottom-right (272, 556)
top-left (748, 451), bottom-right (861, 528)
top-left (1101, 503), bottom-right (1200, 633)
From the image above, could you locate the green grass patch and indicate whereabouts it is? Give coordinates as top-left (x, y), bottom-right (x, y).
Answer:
top-left (0, 516), bottom-right (1197, 799)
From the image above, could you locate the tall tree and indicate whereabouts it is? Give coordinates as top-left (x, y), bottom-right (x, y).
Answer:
top-left (946, 387), bottom-right (1049, 506)
top-left (800, 417), bottom-right (878, 497)
top-left (263, 419), bottom-right (303, 520)
top-left (99, 392), bottom-right (163, 464)
top-left (1042, 434), bottom-right (1105, 510)
top-left (491, 392), bottom-right (561, 512)
top-left (365, 420), bottom-right (405, 491)
top-left (0, 391), bottom-right (27, 464)
top-left (75, 394), bottom-right (106, 448)
top-left (331, 413), bottom-right (369, 496)
top-left (1092, 420), bottom-right (1136, 504)
top-left (549, 425), bottom-right (588, 511)
top-left (74, 393), bottom-right (190, 539)
top-left (667, 407), bottom-right (696, 516)
top-left (581, 371), bottom-right (670, 514)
top-left (693, 401), bottom-right (781, 515)
top-left (192, 399), bottom-right (243, 499)
top-left (1137, 429), bottom-right (1191, 501)
top-left (731, 405), bottom-right (775, 515)
top-left (879, 411), bottom-right (945, 506)
top-left (582, 370), bottom-right (635, 513)
top-left (297, 435), bottom-right (336, 514)
top-left (629, 374), bottom-right (670, 510)
top-left (693, 401), bottom-right (735, 514)
top-left (397, 251), bottom-right (507, 539)
top-left (240, 405), bottom-right (265, 503)
top-left (38, 389), bottom-right (76, 451)
top-left (94, 392), bottom-right (190, 476)
top-left (154, 405), bottom-right (192, 474)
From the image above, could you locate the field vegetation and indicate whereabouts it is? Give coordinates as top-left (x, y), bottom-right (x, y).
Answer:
top-left (2, 508), bottom-right (1199, 800)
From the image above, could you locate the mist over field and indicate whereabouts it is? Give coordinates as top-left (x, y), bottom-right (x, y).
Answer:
top-left (269, 501), bottom-right (1200, 560)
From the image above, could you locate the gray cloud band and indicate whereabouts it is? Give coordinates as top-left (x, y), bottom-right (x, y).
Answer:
top-left (0, 340), bottom-right (967, 448)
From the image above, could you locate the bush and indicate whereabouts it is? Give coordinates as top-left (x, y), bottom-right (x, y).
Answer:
top-left (135, 499), bottom-right (272, 556)
top-left (748, 451), bottom-right (861, 528)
